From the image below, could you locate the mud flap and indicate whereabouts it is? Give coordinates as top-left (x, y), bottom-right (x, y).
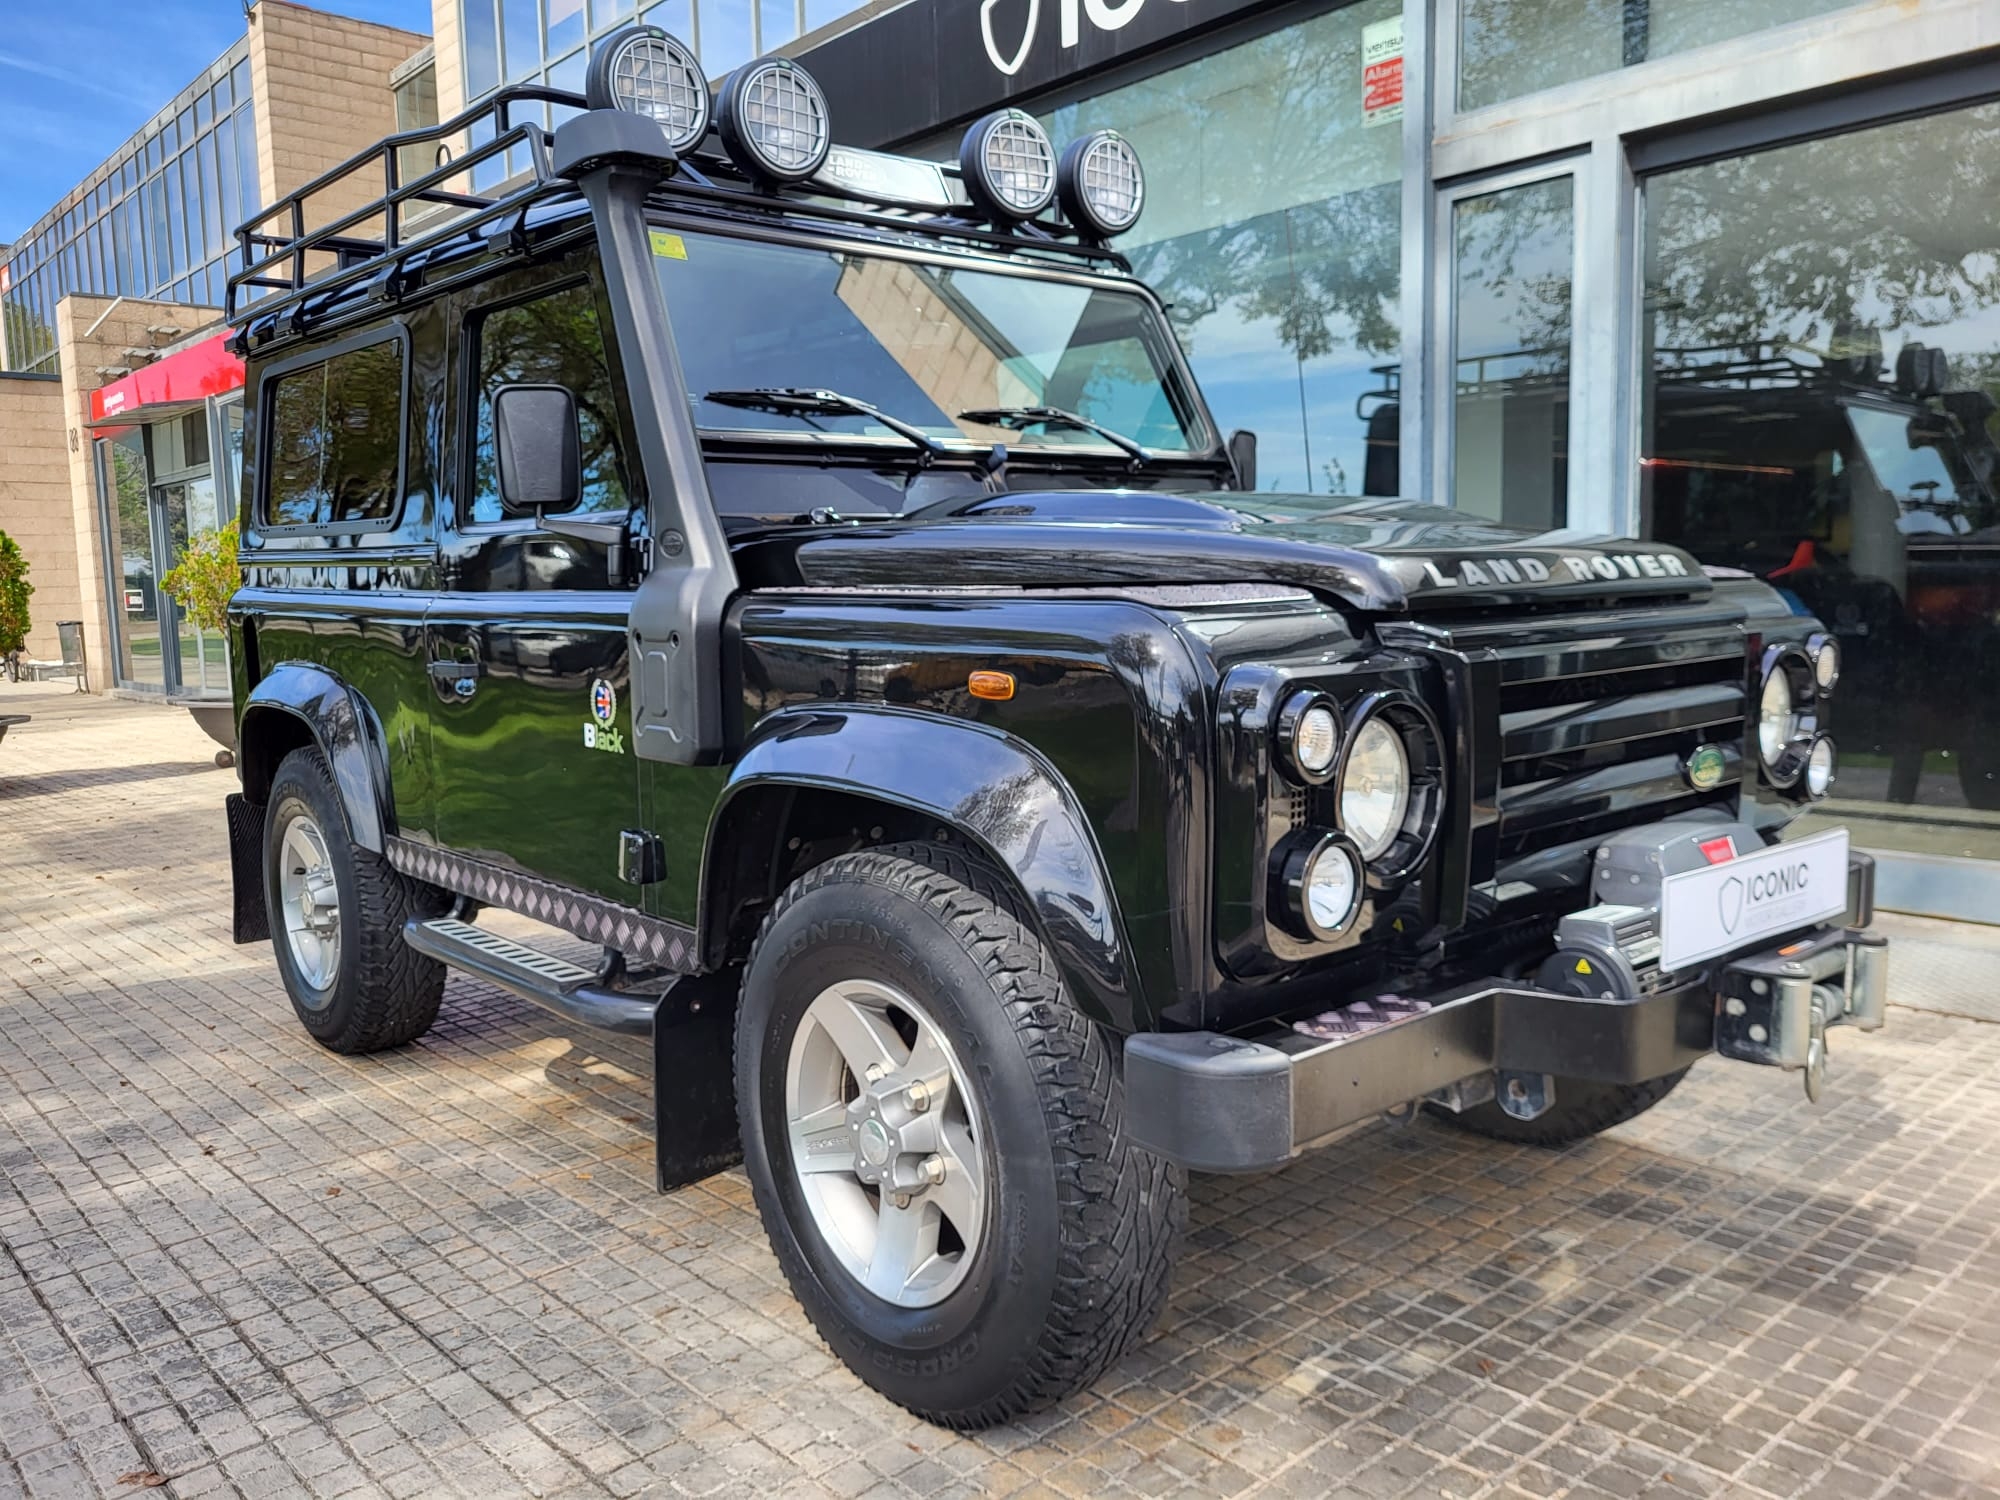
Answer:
top-left (654, 967), bottom-right (742, 1190)
top-left (227, 793), bottom-right (270, 944)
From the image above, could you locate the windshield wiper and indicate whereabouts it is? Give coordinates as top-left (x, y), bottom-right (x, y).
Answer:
top-left (704, 387), bottom-right (948, 466)
top-left (958, 405), bottom-right (1154, 468)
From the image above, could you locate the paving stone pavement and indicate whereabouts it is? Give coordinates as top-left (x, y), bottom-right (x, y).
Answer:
top-left (3, 678), bottom-right (1999, 1500)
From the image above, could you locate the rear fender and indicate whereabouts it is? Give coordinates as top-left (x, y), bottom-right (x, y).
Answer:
top-left (237, 661), bottom-right (395, 852)
top-left (702, 706), bottom-right (1143, 1031)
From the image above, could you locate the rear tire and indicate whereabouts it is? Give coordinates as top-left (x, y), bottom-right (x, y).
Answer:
top-left (264, 746), bottom-right (447, 1054)
top-left (735, 843), bottom-right (1185, 1429)
top-left (1428, 1068), bottom-right (1691, 1147)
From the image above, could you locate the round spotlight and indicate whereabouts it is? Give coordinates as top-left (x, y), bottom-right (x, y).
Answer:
top-left (585, 26), bottom-right (710, 153)
top-left (717, 57), bottom-right (831, 184)
top-left (1277, 833), bottom-right (1363, 942)
top-left (1809, 632), bottom-right (1840, 693)
top-left (1340, 715), bottom-right (1411, 863)
top-left (959, 109), bottom-right (1057, 222)
top-left (1805, 736), bottom-right (1837, 798)
top-left (1757, 654), bottom-right (1803, 771)
top-left (1057, 130), bottom-right (1145, 238)
top-left (1276, 691), bottom-right (1340, 784)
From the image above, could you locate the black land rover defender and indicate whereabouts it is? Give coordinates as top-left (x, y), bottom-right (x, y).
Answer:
top-left (222, 27), bottom-right (1889, 1429)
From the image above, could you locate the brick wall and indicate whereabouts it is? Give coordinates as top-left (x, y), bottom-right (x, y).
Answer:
top-left (0, 375), bottom-right (77, 664)
top-left (54, 296), bottom-right (222, 693)
top-left (251, 0), bottom-right (429, 239)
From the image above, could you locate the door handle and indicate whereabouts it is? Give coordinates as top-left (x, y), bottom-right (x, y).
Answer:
top-left (428, 660), bottom-right (482, 699)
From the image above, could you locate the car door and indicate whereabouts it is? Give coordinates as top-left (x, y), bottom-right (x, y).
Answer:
top-left (426, 249), bottom-right (644, 903)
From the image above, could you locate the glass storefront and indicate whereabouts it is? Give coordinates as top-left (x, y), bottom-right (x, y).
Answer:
top-left (1641, 101), bottom-right (2000, 863)
top-left (1457, 0), bottom-right (1865, 113)
top-left (95, 401), bottom-right (233, 698)
top-left (1031, 0), bottom-right (1404, 496)
top-left (1449, 175), bottom-right (1573, 528)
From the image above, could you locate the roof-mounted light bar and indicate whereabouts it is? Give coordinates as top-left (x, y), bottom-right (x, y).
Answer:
top-left (586, 24), bottom-right (710, 154)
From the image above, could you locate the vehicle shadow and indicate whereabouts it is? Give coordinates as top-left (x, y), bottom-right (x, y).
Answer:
top-left (0, 760), bottom-right (224, 800)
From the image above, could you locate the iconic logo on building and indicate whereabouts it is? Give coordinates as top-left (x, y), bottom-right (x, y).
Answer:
top-left (980, 0), bottom-right (1190, 76)
top-left (584, 678), bottom-right (625, 754)
top-left (1684, 744), bottom-right (1729, 792)
top-left (1406, 552), bottom-right (1691, 591)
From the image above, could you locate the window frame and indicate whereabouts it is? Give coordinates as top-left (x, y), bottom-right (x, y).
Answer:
top-left (455, 270), bottom-right (637, 534)
top-left (255, 323), bottom-right (414, 536)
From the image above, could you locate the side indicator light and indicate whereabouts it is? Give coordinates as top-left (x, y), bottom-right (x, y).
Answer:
top-left (968, 670), bottom-right (1016, 701)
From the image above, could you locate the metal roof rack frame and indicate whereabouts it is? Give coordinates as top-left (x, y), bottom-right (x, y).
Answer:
top-left (228, 84), bottom-right (1130, 348)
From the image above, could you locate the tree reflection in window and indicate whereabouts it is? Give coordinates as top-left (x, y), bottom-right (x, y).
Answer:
top-left (470, 282), bottom-right (630, 524)
top-left (264, 338), bottom-right (403, 527)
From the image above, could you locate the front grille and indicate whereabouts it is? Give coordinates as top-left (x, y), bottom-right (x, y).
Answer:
top-left (1436, 603), bottom-right (1749, 867)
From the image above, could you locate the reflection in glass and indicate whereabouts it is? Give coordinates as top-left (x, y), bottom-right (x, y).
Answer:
top-left (1459, 0), bottom-right (1863, 114)
top-left (1450, 176), bottom-right (1572, 528)
top-left (1034, 0), bottom-right (1403, 495)
top-left (106, 433), bottom-right (160, 688)
top-left (1642, 101), bottom-right (2000, 854)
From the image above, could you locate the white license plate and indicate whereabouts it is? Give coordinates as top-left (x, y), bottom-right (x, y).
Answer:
top-left (1657, 828), bottom-right (1851, 972)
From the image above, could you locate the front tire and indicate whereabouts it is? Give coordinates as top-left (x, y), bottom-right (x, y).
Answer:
top-left (264, 747), bottom-right (447, 1054)
top-left (1428, 1068), bottom-right (1691, 1146)
top-left (736, 844), bottom-right (1184, 1428)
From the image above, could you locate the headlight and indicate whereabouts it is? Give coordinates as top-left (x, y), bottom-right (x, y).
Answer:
top-left (1757, 658), bottom-right (1800, 768)
top-left (1809, 633), bottom-right (1840, 692)
top-left (717, 57), bottom-right (831, 184)
top-left (585, 25), bottom-right (709, 153)
top-left (1340, 716), bottom-right (1410, 862)
top-left (1277, 833), bottom-right (1363, 941)
top-left (959, 109), bottom-right (1057, 222)
top-left (1056, 130), bottom-right (1145, 238)
top-left (1276, 691), bottom-right (1340, 783)
top-left (1805, 736), bottom-right (1836, 798)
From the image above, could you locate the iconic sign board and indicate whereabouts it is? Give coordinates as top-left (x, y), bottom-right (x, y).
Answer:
top-left (795, 0), bottom-right (1281, 148)
top-left (1658, 829), bottom-right (1851, 972)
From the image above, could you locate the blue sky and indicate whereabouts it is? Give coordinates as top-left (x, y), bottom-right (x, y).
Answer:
top-left (1, 0), bottom-right (436, 245)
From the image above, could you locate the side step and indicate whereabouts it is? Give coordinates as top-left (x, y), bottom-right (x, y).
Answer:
top-left (403, 917), bottom-right (659, 1035)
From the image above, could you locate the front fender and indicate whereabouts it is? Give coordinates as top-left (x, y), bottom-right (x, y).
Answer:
top-left (705, 705), bottom-right (1143, 1031)
top-left (238, 661), bottom-right (395, 852)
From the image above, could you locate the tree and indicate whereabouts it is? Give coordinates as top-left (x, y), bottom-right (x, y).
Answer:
top-left (0, 531), bottom-right (33, 659)
top-left (161, 520), bottom-right (239, 636)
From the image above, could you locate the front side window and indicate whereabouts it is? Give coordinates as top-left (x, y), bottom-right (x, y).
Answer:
top-left (653, 230), bottom-right (1207, 457)
top-left (468, 281), bottom-right (631, 526)
top-left (263, 336), bottom-right (404, 528)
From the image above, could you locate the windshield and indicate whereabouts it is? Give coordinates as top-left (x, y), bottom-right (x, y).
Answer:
top-left (1844, 402), bottom-right (1981, 533)
top-left (651, 228), bottom-right (1207, 455)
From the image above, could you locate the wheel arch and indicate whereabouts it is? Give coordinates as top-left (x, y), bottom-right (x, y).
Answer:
top-left (238, 661), bottom-right (396, 853)
top-left (699, 706), bottom-right (1146, 1032)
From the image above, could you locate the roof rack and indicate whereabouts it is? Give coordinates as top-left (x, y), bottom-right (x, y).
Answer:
top-left (228, 84), bottom-right (1128, 344)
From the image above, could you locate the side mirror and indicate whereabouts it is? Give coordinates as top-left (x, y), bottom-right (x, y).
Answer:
top-left (494, 384), bottom-right (581, 517)
top-left (1227, 428), bottom-right (1257, 492)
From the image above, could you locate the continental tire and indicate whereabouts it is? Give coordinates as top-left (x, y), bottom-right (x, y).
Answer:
top-left (735, 843), bottom-right (1185, 1428)
top-left (1428, 1068), bottom-right (1692, 1147)
top-left (264, 746), bottom-right (448, 1054)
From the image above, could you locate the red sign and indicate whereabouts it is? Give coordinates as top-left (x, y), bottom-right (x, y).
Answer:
top-left (89, 333), bottom-right (244, 425)
top-left (1363, 17), bottom-right (1403, 127)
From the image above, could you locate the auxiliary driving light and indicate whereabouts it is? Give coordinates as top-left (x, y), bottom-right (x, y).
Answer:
top-left (1809, 632), bottom-right (1840, 692)
top-left (1057, 130), bottom-right (1145, 238)
top-left (717, 56), bottom-right (832, 184)
top-left (959, 109), bottom-right (1057, 222)
top-left (1277, 690), bottom-right (1340, 784)
top-left (1805, 736), bottom-right (1837, 798)
top-left (586, 25), bottom-right (710, 153)
top-left (1278, 832), bottom-right (1364, 942)
top-left (1757, 646), bottom-right (1815, 785)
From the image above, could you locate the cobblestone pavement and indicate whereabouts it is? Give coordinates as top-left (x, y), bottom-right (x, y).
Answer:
top-left (3, 680), bottom-right (1999, 1500)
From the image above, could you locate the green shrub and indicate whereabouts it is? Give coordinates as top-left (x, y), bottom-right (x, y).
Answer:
top-left (0, 531), bottom-right (32, 657)
top-left (162, 519), bottom-right (240, 635)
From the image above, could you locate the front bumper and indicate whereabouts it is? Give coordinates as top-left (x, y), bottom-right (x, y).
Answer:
top-left (1125, 922), bottom-right (1888, 1174)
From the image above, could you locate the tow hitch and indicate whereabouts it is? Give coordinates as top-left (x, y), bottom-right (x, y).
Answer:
top-left (1716, 925), bottom-right (1888, 1100)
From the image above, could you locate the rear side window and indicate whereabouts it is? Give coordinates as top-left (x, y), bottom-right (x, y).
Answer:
top-left (468, 282), bottom-right (630, 525)
top-left (262, 335), bottom-right (406, 529)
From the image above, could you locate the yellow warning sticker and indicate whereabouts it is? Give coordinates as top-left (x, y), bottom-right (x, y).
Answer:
top-left (1575, 958), bottom-right (1593, 975)
top-left (649, 230), bottom-right (687, 261)
top-left (1392, 917), bottom-right (1404, 933)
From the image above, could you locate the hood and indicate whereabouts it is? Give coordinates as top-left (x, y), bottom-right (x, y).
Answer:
top-left (729, 490), bottom-right (1709, 613)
